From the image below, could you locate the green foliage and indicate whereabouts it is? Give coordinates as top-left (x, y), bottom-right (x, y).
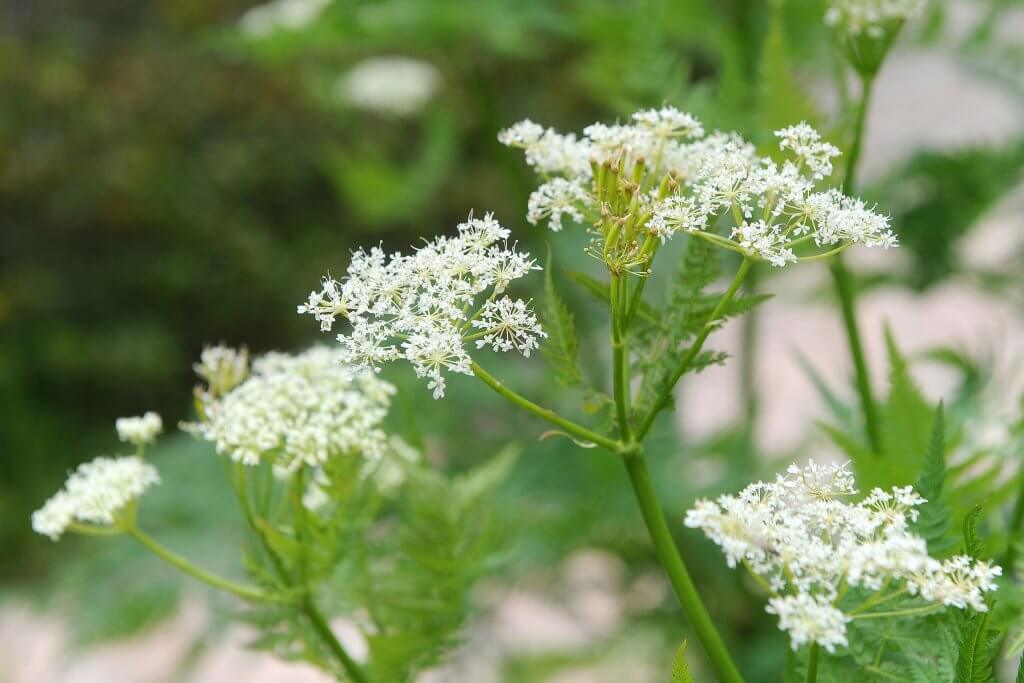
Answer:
top-left (238, 446), bottom-right (517, 681)
top-left (954, 506), bottom-right (998, 683)
top-left (631, 238), bottom-right (770, 423)
top-left (913, 404), bottom-right (957, 556)
top-left (671, 640), bottom-right (695, 683)
top-left (540, 250), bottom-right (585, 390)
top-left (872, 139), bottom-right (1024, 289)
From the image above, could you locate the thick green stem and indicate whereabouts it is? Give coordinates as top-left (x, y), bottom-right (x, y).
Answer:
top-left (806, 643), bottom-right (820, 683)
top-left (129, 527), bottom-right (272, 603)
top-left (470, 361), bottom-right (624, 453)
top-left (623, 454), bottom-right (743, 683)
top-left (831, 72), bottom-right (883, 454)
top-left (303, 596), bottom-right (371, 683)
top-left (636, 258), bottom-right (754, 440)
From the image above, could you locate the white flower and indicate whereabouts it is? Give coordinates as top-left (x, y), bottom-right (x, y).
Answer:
top-left (196, 347), bottom-right (394, 471)
top-left (647, 196), bottom-right (709, 242)
top-left (193, 344), bottom-right (250, 398)
top-left (686, 459), bottom-right (1001, 654)
top-left (767, 593), bottom-right (850, 653)
top-left (504, 111), bottom-right (896, 268)
top-left (337, 56), bottom-right (442, 117)
top-left (32, 456), bottom-right (160, 541)
top-left (471, 297), bottom-right (547, 357)
top-left (825, 0), bottom-right (926, 38)
top-left (115, 412), bottom-right (163, 447)
top-left (300, 213), bottom-right (543, 398)
top-left (909, 555), bottom-right (1001, 611)
top-left (775, 123), bottom-right (841, 180)
top-left (527, 178), bottom-right (589, 231)
top-left (498, 120), bottom-right (592, 177)
top-left (238, 0), bottom-right (330, 37)
top-left (731, 220), bottom-right (797, 267)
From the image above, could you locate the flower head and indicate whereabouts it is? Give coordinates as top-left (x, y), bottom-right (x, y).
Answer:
top-left (196, 347), bottom-right (394, 470)
top-left (825, 0), bottom-right (926, 38)
top-left (686, 460), bottom-right (1000, 653)
top-left (501, 109), bottom-right (896, 267)
top-left (115, 412), bottom-right (163, 447)
top-left (299, 213), bottom-right (544, 398)
top-left (193, 344), bottom-right (250, 400)
top-left (32, 456), bottom-right (160, 541)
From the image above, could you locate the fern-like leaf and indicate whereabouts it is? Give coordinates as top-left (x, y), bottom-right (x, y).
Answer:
top-left (671, 641), bottom-right (695, 683)
top-left (913, 404), bottom-right (956, 556)
top-left (540, 250), bottom-right (584, 389)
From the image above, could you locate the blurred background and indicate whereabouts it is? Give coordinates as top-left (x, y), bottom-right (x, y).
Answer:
top-left (1, 0), bottom-right (1023, 681)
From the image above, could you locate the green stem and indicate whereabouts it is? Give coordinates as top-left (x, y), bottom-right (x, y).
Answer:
top-left (303, 596), bottom-right (371, 683)
top-left (1004, 467), bottom-right (1024, 569)
top-left (850, 604), bottom-right (942, 620)
top-left (611, 274), bottom-right (632, 441)
top-left (470, 360), bottom-right (624, 453)
top-left (830, 71), bottom-right (883, 455)
top-left (806, 643), bottom-right (820, 683)
top-left (623, 454), bottom-right (743, 683)
top-left (636, 258), bottom-right (754, 440)
top-left (830, 258), bottom-right (882, 454)
top-left (129, 527), bottom-right (272, 603)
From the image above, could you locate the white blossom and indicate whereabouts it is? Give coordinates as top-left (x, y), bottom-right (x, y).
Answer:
top-left (32, 456), bottom-right (160, 541)
top-left (686, 460), bottom-right (1001, 653)
top-left (825, 0), bottom-right (926, 37)
top-left (767, 593), bottom-right (851, 653)
top-left (527, 178), bottom-right (589, 231)
top-left (193, 344), bottom-right (250, 399)
top-left (775, 123), bottom-right (841, 180)
top-left (502, 109), bottom-right (896, 267)
top-left (115, 412), bottom-right (163, 447)
top-left (471, 297), bottom-right (547, 357)
top-left (337, 56), bottom-right (442, 117)
top-left (196, 347), bottom-right (394, 471)
top-left (299, 213), bottom-right (544, 398)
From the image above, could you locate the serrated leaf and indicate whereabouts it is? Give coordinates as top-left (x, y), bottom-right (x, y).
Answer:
top-left (963, 506), bottom-right (985, 560)
top-left (671, 640), bottom-right (695, 683)
top-left (913, 404), bottom-right (956, 556)
top-left (540, 251), bottom-right (584, 389)
top-left (955, 609), bottom-right (996, 683)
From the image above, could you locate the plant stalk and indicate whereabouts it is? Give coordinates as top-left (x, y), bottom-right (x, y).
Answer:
top-left (470, 361), bottom-right (624, 453)
top-left (303, 596), bottom-right (372, 683)
top-left (636, 257), bottom-right (754, 440)
top-left (806, 643), bottom-right (820, 683)
top-left (129, 527), bottom-right (272, 603)
top-left (623, 453), bottom-right (744, 683)
top-left (830, 71), bottom-right (882, 454)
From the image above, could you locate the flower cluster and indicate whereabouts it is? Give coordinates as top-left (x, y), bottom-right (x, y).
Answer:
top-left (685, 461), bottom-right (1001, 652)
top-left (32, 455), bottom-right (160, 541)
top-left (193, 343), bottom-right (251, 401)
top-left (825, 0), bottom-right (926, 38)
top-left (195, 347), bottom-right (394, 471)
top-left (298, 214), bottom-right (543, 398)
top-left (500, 108), bottom-right (895, 268)
top-left (337, 56), bottom-right (442, 117)
top-left (116, 412), bottom-right (163, 447)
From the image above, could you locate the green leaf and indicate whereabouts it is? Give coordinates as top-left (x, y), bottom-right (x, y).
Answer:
top-left (963, 505), bottom-right (985, 560)
top-left (671, 640), bottom-right (695, 683)
top-left (913, 404), bottom-right (956, 556)
top-left (540, 251), bottom-right (584, 389)
top-left (955, 609), bottom-right (996, 683)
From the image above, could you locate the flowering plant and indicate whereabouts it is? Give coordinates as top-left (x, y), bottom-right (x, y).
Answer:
top-left (32, 0), bottom-right (1024, 681)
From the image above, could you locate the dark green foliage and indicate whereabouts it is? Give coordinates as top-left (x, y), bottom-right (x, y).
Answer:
top-left (631, 238), bottom-right (770, 423)
top-left (540, 251), bottom-right (585, 390)
top-left (872, 140), bottom-right (1024, 289)
top-left (954, 507), bottom-right (998, 683)
top-left (913, 404), bottom-right (957, 556)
